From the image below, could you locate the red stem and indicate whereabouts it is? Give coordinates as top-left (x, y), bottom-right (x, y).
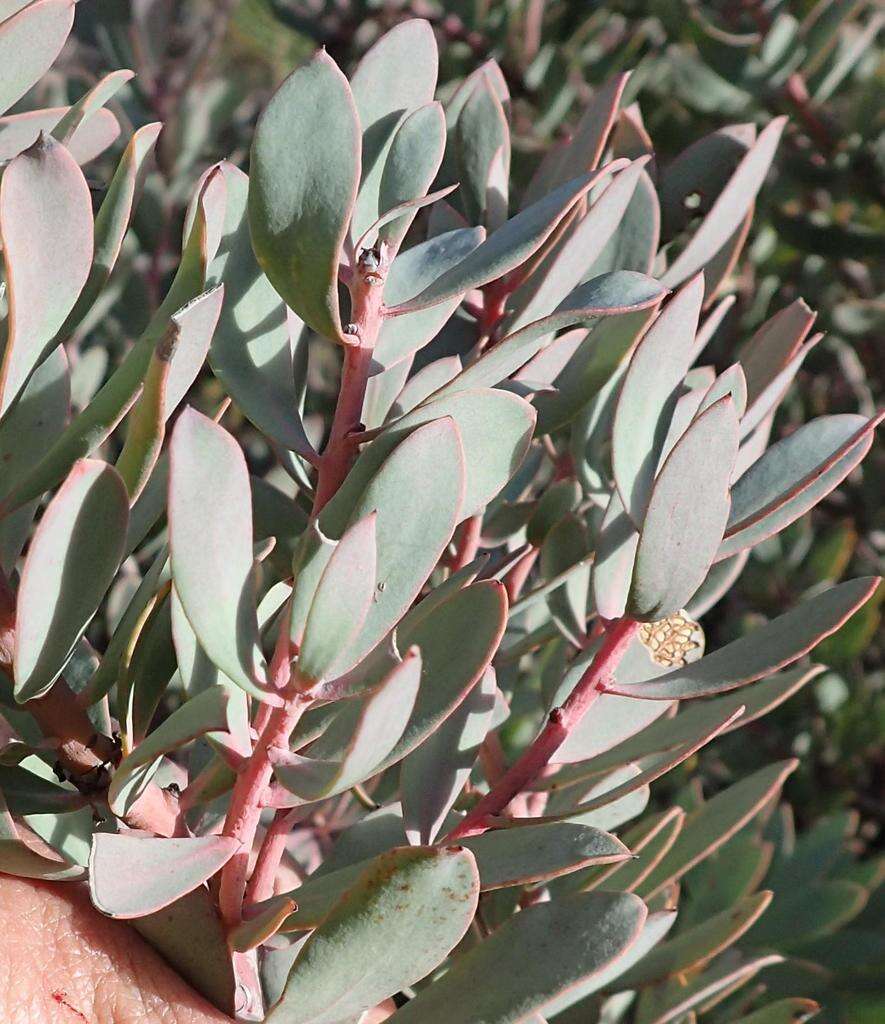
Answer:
top-left (504, 547), bottom-right (539, 604)
top-left (312, 263), bottom-right (387, 515)
top-left (245, 807), bottom-right (300, 906)
top-left (451, 515), bottom-right (483, 571)
top-left (222, 255), bottom-right (391, 924)
top-left (217, 693), bottom-right (309, 925)
top-left (446, 617), bottom-right (639, 840)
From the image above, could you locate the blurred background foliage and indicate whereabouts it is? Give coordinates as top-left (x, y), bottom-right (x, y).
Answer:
top-left (19, 1), bottom-right (882, 1013)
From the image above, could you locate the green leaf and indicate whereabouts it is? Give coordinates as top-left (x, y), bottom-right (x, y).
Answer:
top-left (542, 910), bottom-right (676, 1017)
top-left (525, 73), bottom-right (629, 202)
top-left (388, 891), bottom-right (646, 1024)
top-left (628, 397), bottom-right (739, 620)
top-left (390, 356), bottom-right (462, 419)
top-left (377, 101), bottom-right (447, 250)
top-left (275, 652), bottom-right (421, 801)
top-left (0, 133), bottom-right (93, 416)
top-left (612, 273), bottom-right (704, 525)
top-left (542, 705), bottom-right (740, 828)
top-left (662, 118), bottom-right (786, 288)
top-left (229, 895), bottom-right (297, 953)
top-left (89, 834), bottom-right (240, 918)
top-left (0, 105), bottom-right (119, 165)
top-left (393, 388), bottom-right (536, 518)
top-left (249, 50), bottom-right (359, 341)
top-left (591, 489), bottom-right (640, 621)
top-left (435, 271), bottom-right (666, 398)
top-left (320, 418), bottom-right (466, 668)
top-left (269, 846), bottom-right (478, 1024)
top-left (401, 666), bottom-right (496, 844)
top-left (542, 513), bottom-right (591, 645)
top-left (51, 67), bottom-right (131, 144)
top-left (745, 879), bottom-right (868, 950)
top-left (14, 460), bottom-right (128, 701)
top-left (386, 171), bottom-right (610, 314)
top-left (373, 227), bottom-right (485, 370)
top-left (609, 578), bottom-right (880, 699)
top-left (508, 159), bottom-right (648, 332)
top-left (299, 580), bottom-right (507, 786)
top-left (729, 999), bottom-right (821, 1023)
top-left (206, 162), bottom-right (316, 459)
top-left (0, 0), bottom-right (74, 116)
top-left (589, 666), bottom-right (822, 774)
top-left (56, 122), bottom-right (163, 341)
top-left (637, 760), bottom-right (798, 898)
top-left (132, 886), bottom-right (238, 1016)
top-left (617, 891), bottom-right (772, 988)
top-left (0, 347), bottom-right (68, 575)
top-left (0, 169), bottom-right (219, 513)
top-left (169, 408), bottom-right (269, 699)
top-left (587, 166), bottom-right (660, 277)
top-left (659, 124), bottom-right (754, 235)
top-left (719, 414), bottom-right (881, 559)
top-left (117, 286), bottom-right (224, 501)
top-left (349, 18), bottom-right (438, 243)
top-left (585, 807), bottom-right (685, 894)
top-left (456, 73), bottom-right (509, 225)
top-left (740, 298), bottom-right (815, 407)
top-left (461, 823), bottom-right (629, 890)
top-left (298, 513), bottom-right (377, 684)
top-left (550, 634), bottom-right (676, 764)
top-left (108, 685), bottom-right (231, 817)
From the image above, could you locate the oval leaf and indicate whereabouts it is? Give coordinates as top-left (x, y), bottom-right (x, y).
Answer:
top-left (388, 891), bottom-right (646, 1024)
top-left (14, 460), bottom-right (128, 701)
top-left (169, 408), bottom-right (267, 698)
top-left (89, 834), bottom-right (240, 919)
top-left (610, 577), bottom-right (880, 699)
top-left (628, 397), bottom-right (739, 619)
top-left (249, 50), bottom-right (359, 342)
top-left (0, 133), bottom-right (93, 416)
top-left (269, 846), bottom-right (479, 1023)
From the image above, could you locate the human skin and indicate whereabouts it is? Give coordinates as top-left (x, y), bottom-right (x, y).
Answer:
top-left (0, 875), bottom-right (230, 1024)
top-left (0, 875), bottom-right (396, 1023)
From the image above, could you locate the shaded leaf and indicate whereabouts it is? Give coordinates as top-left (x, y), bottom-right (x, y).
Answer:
top-left (437, 271), bottom-right (666, 398)
top-left (401, 666), bottom-right (496, 844)
top-left (612, 274), bottom-right (705, 525)
top-left (0, 0), bottom-right (74, 117)
top-left (0, 133), bottom-right (93, 416)
top-left (14, 460), bottom-right (128, 701)
top-left (637, 760), bottom-right (797, 898)
top-left (169, 408), bottom-right (268, 698)
top-left (386, 171), bottom-right (611, 314)
top-left (628, 398), bottom-right (739, 620)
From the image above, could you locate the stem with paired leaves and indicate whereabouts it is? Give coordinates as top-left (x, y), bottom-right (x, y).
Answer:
top-left (447, 617), bottom-right (640, 840)
top-left (220, 251), bottom-right (390, 923)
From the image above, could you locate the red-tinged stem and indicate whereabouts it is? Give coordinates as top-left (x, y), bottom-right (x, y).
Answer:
top-left (217, 692), bottom-right (310, 925)
top-left (1, 568), bottom-right (185, 835)
top-left (451, 515), bottom-right (483, 572)
top-left (312, 258), bottom-right (387, 515)
top-left (446, 617), bottom-right (639, 840)
top-left (504, 546), bottom-right (539, 604)
top-left (245, 807), bottom-right (300, 906)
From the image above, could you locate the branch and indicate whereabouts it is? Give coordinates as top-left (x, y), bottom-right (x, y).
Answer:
top-left (447, 617), bottom-right (639, 840)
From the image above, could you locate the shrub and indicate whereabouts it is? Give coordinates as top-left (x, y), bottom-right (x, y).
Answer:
top-left (0, 8), bottom-right (880, 1023)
